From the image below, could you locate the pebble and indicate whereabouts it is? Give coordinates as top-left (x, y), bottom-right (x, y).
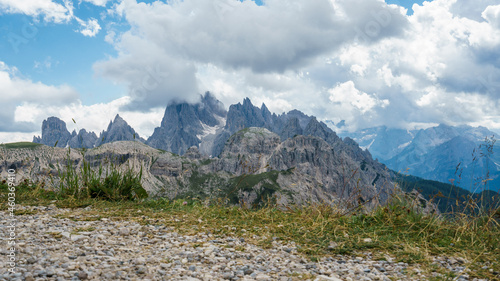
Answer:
top-left (0, 206), bottom-right (489, 281)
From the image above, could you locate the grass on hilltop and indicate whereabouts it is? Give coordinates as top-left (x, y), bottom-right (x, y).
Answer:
top-left (0, 142), bottom-right (43, 149)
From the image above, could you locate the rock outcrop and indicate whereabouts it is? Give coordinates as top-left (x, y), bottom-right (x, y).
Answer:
top-left (279, 117), bottom-right (303, 140)
top-left (33, 117), bottom-right (72, 147)
top-left (33, 115), bottom-right (143, 149)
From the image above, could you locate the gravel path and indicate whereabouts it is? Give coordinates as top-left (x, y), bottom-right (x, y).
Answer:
top-left (0, 206), bottom-right (490, 281)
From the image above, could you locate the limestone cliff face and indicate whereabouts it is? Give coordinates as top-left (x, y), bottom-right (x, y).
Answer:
top-left (279, 117), bottom-right (303, 140)
top-left (68, 129), bottom-right (98, 149)
top-left (216, 128), bottom-right (281, 174)
top-left (214, 128), bottom-right (394, 209)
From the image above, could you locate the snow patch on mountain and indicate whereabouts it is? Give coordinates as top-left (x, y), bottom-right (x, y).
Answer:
top-left (361, 139), bottom-right (375, 150)
top-left (398, 141), bottom-right (412, 150)
top-left (197, 122), bottom-right (218, 139)
top-left (197, 116), bottom-right (226, 140)
top-left (358, 134), bottom-right (377, 142)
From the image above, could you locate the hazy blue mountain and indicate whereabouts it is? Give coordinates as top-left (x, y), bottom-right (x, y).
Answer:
top-left (338, 126), bottom-right (416, 161)
top-left (341, 124), bottom-right (499, 192)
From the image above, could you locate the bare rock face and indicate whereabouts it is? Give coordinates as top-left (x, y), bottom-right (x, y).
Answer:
top-left (33, 117), bottom-right (72, 147)
top-left (210, 128), bottom-right (395, 209)
top-left (95, 114), bottom-right (145, 146)
top-left (217, 128), bottom-right (281, 174)
top-left (279, 117), bottom-right (303, 140)
top-left (184, 146), bottom-right (202, 160)
top-left (270, 135), bottom-right (394, 209)
top-left (68, 129), bottom-right (98, 149)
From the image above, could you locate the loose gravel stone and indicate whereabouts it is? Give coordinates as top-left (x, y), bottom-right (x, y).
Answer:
top-left (0, 206), bottom-right (491, 281)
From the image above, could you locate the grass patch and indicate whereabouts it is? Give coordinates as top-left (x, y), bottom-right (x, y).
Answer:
top-left (13, 209), bottom-right (38, 216)
top-left (0, 142), bottom-right (43, 149)
top-left (74, 226), bottom-right (96, 232)
top-left (52, 148), bottom-right (148, 202)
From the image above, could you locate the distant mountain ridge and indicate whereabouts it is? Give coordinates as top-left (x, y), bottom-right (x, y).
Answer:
top-left (33, 114), bottom-right (144, 148)
top-left (339, 124), bottom-right (500, 192)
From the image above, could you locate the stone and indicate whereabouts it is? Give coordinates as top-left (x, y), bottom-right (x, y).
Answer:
top-left (119, 228), bottom-right (130, 236)
top-left (0, 198), bottom-right (444, 281)
top-left (314, 276), bottom-right (343, 281)
top-left (255, 273), bottom-right (271, 280)
top-left (70, 235), bottom-right (86, 242)
top-left (77, 271), bottom-right (88, 280)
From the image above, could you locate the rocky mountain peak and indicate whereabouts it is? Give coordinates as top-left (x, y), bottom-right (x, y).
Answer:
top-left (225, 98), bottom-right (266, 133)
top-left (200, 91), bottom-right (226, 117)
top-left (68, 129), bottom-right (98, 149)
top-left (113, 114), bottom-right (126, 125)
top-left (96, 114), bottom-right (144, 146)
top-left (147, 92), bottom-right (227, 155)
top-left (279, 117), bottom-right (303, 140)
top-left (33, 116), bottom-right (71, 147)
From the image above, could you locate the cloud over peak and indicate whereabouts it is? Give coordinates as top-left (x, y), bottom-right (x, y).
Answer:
top-left (97, 0), bottom-right (408, 110)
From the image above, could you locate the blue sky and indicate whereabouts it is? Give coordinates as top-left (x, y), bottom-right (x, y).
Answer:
top-left (1, 0), bottom-right (422, 106)
top-left (1, 0), bottom-right (499, 143)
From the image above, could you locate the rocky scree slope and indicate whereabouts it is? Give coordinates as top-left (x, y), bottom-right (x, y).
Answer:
top-left (0, 205), bottom-right (457, 281)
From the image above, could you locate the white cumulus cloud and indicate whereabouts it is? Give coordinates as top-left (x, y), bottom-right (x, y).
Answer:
top-left (81, 0), bottom-right (110, 7)
top-left (0, 0), bottom-right (103, 36)
top-left (0, 0), bottom-right (73, 23)
top-left (76, 17), bottom-right (101, 37)
top-left (0, 61), bottom-right (79, 133)
top-left (97, 0), bottom-right (408, 110)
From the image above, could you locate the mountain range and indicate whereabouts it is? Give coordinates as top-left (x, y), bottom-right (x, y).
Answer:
top-left (8, 128), bottom-right (398, 211)
top-left (32, 114), bottom-right (144, 149)
top-left (338, 124), bottom-right (499, 192)
top-left (31, 92), bottom-right (498, 192)
top-left (32, 92), bottom-right (375, 165)
top-left (22, 92), bottom-right (410, 210)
